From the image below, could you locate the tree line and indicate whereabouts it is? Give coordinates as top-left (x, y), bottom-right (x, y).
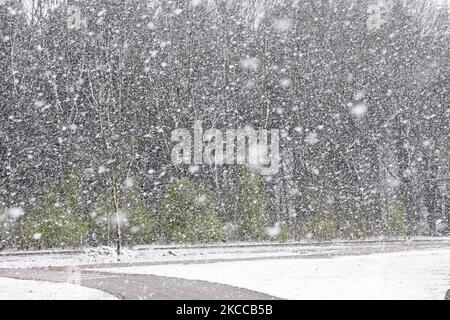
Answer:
top-left (0, 0), bottom-right (449, 248)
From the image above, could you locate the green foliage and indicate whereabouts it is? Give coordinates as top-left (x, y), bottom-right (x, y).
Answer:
top-left (158, 178), bottom-right (222, 243)
top-left (385, 201), bottom-right (407, 237)
top-left (88, 190), bottom-right (114, 246)
top-left (305, 214), bottom-right (337, 241)
top-left (91, 184), bottom-right (156, 246)
top-left (0, 206), bottom-right (12, 250)
top-left (121, 188), bottom-right (156, 245)
top-left (18, 210), bottom-right (88, 249)
top-left (273, 222), bottom-right (295, 242)
top-left (235, 168), bottom-right (270, 241)
top-left (17, 175), bottom-right (88, 249)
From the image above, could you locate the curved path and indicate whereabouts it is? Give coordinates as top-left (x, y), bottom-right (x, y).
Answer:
top-left (0, 268), bottom-right (278, 300)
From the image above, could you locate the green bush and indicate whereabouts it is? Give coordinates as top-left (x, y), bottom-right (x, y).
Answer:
top-left (121, 188), bottom-right (156, 245)
top-left (17, 175), bottom-right (88, 249)
top-left (158, 178), bottom-right (222, 243)
top-left (91, 184), bottom-right (156, 246)
top-left (18, 210), bottom-right (88, 249)
top-left (0, 208), bottom-right (13, 250)
top-left (385, 201), bottom-right (406, 237)
top-left (269, 222), bottom-right (295, 242)
top-left (305, 214), bottom-right (337, 241)
top-left (89, 198), bottom-right (111, 246)
top-left (235, 168), bottom-right (270, 241)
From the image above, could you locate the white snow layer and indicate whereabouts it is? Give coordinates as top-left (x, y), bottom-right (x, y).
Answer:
top-left (99, 249), bottom-right (450, 300)
top-left (0, 277), bottom-right (117, 300)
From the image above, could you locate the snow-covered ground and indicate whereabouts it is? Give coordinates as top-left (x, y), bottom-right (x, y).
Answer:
top-left (0, 245), bottom-right (301, 269)
top-left (0, 277), bottom-right (117, 300)
top-left (98, 249), bottom-right (450, 300)
top-left (1, 240), bottom-right (449, 300)
top-left (2, 239), bottom-right (449, 269)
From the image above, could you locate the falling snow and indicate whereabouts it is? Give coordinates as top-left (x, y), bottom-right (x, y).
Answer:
top-left (0, 0), bottom-right (449, 301)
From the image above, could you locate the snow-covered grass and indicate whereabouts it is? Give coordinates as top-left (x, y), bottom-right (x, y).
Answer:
top-left (0, 277), bottom-right (117, 300)
top-left (98, 249), bottom-right (450, 300)
top-left (1, 238), bottom-right (450, 269)
top-left (0, 244), bottom-right (304, 269)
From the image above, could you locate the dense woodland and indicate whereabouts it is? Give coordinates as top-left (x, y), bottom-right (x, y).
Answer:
top-left (0, 0), bottom-right (449, 249)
